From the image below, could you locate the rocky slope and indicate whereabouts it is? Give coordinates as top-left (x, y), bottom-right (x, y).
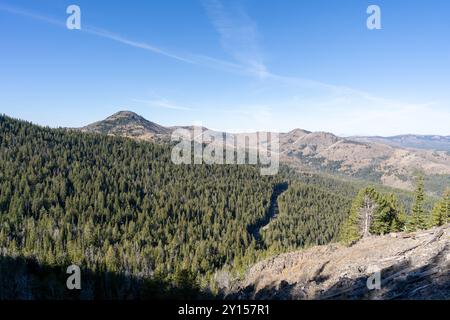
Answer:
top-left (223, 225), bottom-right (450, 300)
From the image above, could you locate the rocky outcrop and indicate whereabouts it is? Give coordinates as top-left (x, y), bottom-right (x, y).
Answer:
top-left (81, 111), bottom-right (171, 138)
top-left (224, 225), bottom-right (450, 300)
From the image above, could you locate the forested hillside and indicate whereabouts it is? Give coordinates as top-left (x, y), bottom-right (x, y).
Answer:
top-left (261, 182), bottom-right (352, 251)
top-left (0, 115), bottom-right (278, 297)
top-left (0, 115), bottom-right (444, 299)
top-left (79, 111), bottom-right (450, 195)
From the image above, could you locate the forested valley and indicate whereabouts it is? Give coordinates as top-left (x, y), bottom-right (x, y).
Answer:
top-left (0, 115), bottom-right (447, 299)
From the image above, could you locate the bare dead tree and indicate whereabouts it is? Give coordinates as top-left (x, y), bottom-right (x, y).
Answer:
top-left (361, 195), bottom-right (376, 238)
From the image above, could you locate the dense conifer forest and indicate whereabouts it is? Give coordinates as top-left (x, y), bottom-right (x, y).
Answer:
top-left (0, 115), bottom-right (446, 299)
top-left (0, 115), bottom-right (278, 297)
top-left (261, 182), bottom-right (352, 251)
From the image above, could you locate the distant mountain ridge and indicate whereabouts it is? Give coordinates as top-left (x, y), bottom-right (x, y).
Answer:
top-left (79, 111), bottom-right (450, 193)
top-left (351, 135), bottom-right (450, 152)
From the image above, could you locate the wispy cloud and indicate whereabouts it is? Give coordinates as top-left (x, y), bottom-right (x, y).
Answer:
top-left (199, 0), bottom-right (438, 115)
top-left (202, 0), bottom-right (268, 78)
top-left (313, 103), bottom-right (450, 136)
top-left (0, 3), bottom-right (65, 26)
top-left (0, 3), bottom-right (194, 64)
top-left (132, 98), bottom-right (195, 111)
top-left (2, 2), bottom-right (446, 136)
top-left (0, 3), bottom-right (252, 72)
top-left (82, 26), bottom-right (195, 64)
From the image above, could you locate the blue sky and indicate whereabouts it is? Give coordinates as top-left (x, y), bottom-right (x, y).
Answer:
top-left (0, 0), bottom-right (449, 136)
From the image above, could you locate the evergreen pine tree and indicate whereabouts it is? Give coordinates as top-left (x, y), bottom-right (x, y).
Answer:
top-left (339, 189), bottom-right (366, 245)
top-left (341, 187), bottom-right (406, 245)
top-left (429, 188), bottom-right (449, 227)
top-left (407, 175), bottom-right (427, 231)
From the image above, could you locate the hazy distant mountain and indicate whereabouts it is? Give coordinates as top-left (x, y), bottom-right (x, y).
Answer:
top-left (278, 129), bottom-right (450, 192)
top-left (351, 135), bottom-right (450, 152)
top-left (80, 111), bottom-right (450, 193)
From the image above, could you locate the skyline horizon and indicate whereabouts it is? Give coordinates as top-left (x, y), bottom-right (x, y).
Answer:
top-left (1, 0), bottom-right (450, 136)
top-left (2, 109), bottom-right (449, 138)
